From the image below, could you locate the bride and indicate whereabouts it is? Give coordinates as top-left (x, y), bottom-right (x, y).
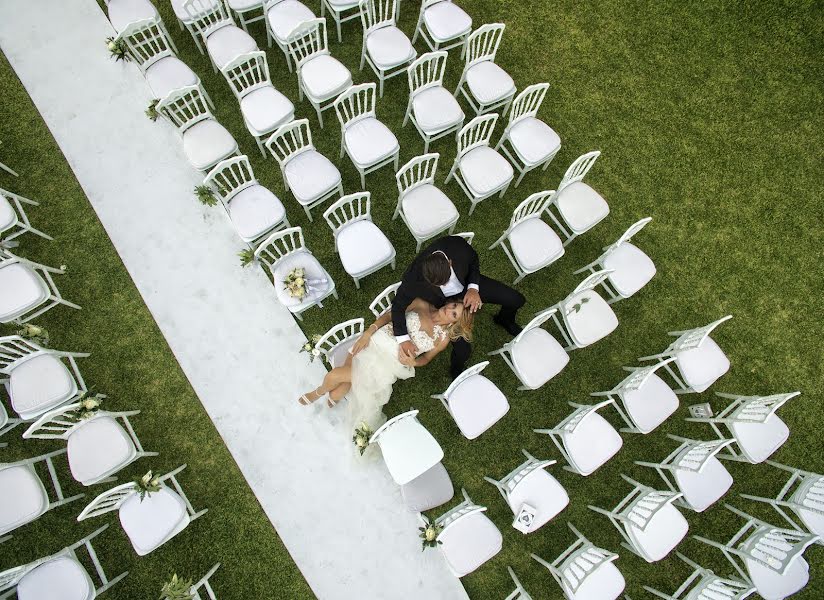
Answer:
top-left (298, 298), bottom-right (473, 429)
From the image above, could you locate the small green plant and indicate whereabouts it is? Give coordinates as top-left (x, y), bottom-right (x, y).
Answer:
top-left (160, 573), bottom-right (194, 600)
top-left (105, 36), bottom-right (131, 62)
top-left (193, 185), bottom-right (218, 206)
top-left (17, 322), bottom-right (50, 346)
top-left (134, 470), bottom-right (162, 502)
top-left (418, 523), bottom-right (443, 550)
top-left (145, 99), bottom-right (160, 122)
top-left (352, 422), bottom-right (373, 456)
top-left (238, 248), bottom-right (256, 267)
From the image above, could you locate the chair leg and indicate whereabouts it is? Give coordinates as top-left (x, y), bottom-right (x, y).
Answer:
top-left (336, 16), bottom-right (343, 43)
top-left (353, 277), bottom-right (360, 289)
top-left (316, 105), bottom-right (324, 129)
top-left (423, 137), bottom-right (430, 154)
top-left (256, 137), bottom-right (266, 157)
top-left (304, 205), bottom-right (313, 221)
top-left (379, 74), bottom-right (385, 98)
top-left (360, 170), bottom-right (366, 190)
top-left (514, 168), bottom-right (527, 188)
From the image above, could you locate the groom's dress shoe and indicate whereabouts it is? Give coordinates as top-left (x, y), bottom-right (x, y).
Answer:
top-left (493, 314), bottom-right (522, 336)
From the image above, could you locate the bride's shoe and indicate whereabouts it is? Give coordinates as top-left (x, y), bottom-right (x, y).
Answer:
top-left (298, 388), bottom-right (325, 406)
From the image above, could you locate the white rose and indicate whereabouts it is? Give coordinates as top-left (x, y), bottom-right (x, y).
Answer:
top-left (27, 324), bottom-right (43, 336)
top-left (107, 40), bottom-right (117, 52)
top-left (311, 348), bottom-right (321, 357)
top-left (141, 471), bottom-right (153, 485)
top-left (355, 435), bottom-right (368, 448)
top-left (294, 277), bottom-right (304, 287)
top-left (303, 343), bottom-right (312, 351)
top-left (425, 527), bottom-right (437, 541)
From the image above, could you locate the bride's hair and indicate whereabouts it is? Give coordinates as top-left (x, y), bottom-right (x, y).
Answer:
top-left (447, 306), bottom-right (474, 342)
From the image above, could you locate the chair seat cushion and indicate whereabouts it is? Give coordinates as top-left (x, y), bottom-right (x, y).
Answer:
top-left (268, 0), bottom-right (315, 42)
top-left (284, 150), bottom-right (341, 204)
top-left (240, 85), bottom-right (294, 136)
top-left (271, 251), bottom-right (334, 312)
top-left (337, 220), bottom-right (394, 277)
top-left (0, 262), bottom-right (48, 323)
top-left (562, 290), bottom-right (618, 348)
top-left (366, 26), bottom-right (415, 69)
top-left (145, 56), bottom-right (199, 104)
top-left (107, 0), bottom-right (158, 33)
top-left (568, 561), bottom-right (626, 600)
top-left (0, 194), bottom-right (17, 232)
top-left (206, 24), bottom-right (257, 69)
top-left (458, 146), bottom-right (514, 198)
top-left (301, 54), bottom-right (352, 101)
top-left (328, 337), bottom-right (357, 369)
top-left (674, 455), bottom-right (733, 512)
top-left (447, 374), bottom-right (509, 439)
top-left (344, 117), bottom-right (399, 167)
top-left (730, 413), bottom-right (789, 464)
top-left (16, 556), bottom-right (94, 600)
top-left (9, 354), bottom-right (78, 420)
top-left (674, 336), bottom-right (730, 393)
top-left (400, 462), bottom-right (454, 512)
top-left (465, 61), bottom-right (515, 104)
top-left (602, 242), bottom-right (656, 298)
top-left (556, 181), bottom-right (609, 233)
top-left (619, 372), bottom-right (678, 433)
top-left (511, 327), bottom-right (569, 389)
top-left (746, 554), bottom-right (809, 600)
top-left (507, 468), bottom-right (569, 532)
top-left (562, 411), bottom-right (622, 475)
top-left (508, 116), bottom-right (561, 166)
top-left (182, 119), bottom-right (237, 171)
top-left (0, 465), bottom-right (47, 535)
top-left (412, 86), bottom-right (464, 134)
top-left (401, 184), bottom-right (459, 237)
top-left (625, 501), bottom-right (688, 562)
top-left (68, 416), bottom-right (136, 485)
top-left (508, 217), bottom-right (564, 272)
top-left (120, 486), bottom-right (189, 556)
top-left (438, 511), bottom-right (503, 577)
top-left (423, 1), bottom-right (472, 42)
top-left (228, 184), bottom-right (286, 241)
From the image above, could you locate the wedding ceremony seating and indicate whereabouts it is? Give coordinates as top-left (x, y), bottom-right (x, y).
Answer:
top-left (0, 187), bottom-right (52, 243)
top-left (322, 192), bottom-right (396, 289)
top-left (253, 227), bottom-right (337, 320)
top-left (534, 400), bottom-right (623, 476)
top-left (170, 0), bottom-right (209, 54)
top-left (588, 475), bottom-right (689, 563)
top-left (369, 281), bottom-right (400, 317)
top-left (333, 83), bottom-right (400, 189)
top-left (642, 552), bottom-right (756, 600)
top-left (400, 461), bottom-right (454, 512)
top-left (77, 464), bottom-right (207, 556)
top-left (104, 0), bottom-right (163, 38)
top-left (369, 410), bottom-right (444, 485)
top-left (504, 567), bottom-right (533, 600)
top-left (266, 118), bottom-right (343, 220)
top-left (0, 250), bottom-right (81, 324)
top-left (542, 270), bottom-right (619, 350)
top-left (483, 449), bottom-right (569, 533)
top-left (184, 0), bottom-right (258, 74)
top-left (359, 0), bottom-right (416, 98)
top-left (546, 151), bottom-right (609, 246)
top-left (320, 0), bottom-right (361, 43)
top-left (23, 403), bottom-right (157, 486)
top-left (412, 0), bottom-right (472, 54)
top-left (265, 0), bottom-right (316, 70)
top-left (454, 23), bottom-right (516, 116)
top-left (530, 522), bottom-right (626, 600)
top-left (430, 361), bottom-right (509, 440)
top-left (317, 317), bottom-right (363, 368)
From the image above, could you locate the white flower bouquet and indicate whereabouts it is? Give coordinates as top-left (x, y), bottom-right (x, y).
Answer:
top-left (17, 322), bottom-right (49, 347)
top-left (104, 36), bottom-right (130, 62)
top-left (284, 267), bottom-right (307, 299)
top-left (299, 334), bottom-right (323, 362)
top-left (418, 523), bottom-right (443, 550)
top-left (133, 470), bottom-right (161, 502)
top-left (74, 391), bottom-right (106, 420)
top-left (352, 422), bottom-right (373, 456)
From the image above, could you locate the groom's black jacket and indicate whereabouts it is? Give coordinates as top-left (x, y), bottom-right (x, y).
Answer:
top-left (391, 236), bottom-right (481, 338)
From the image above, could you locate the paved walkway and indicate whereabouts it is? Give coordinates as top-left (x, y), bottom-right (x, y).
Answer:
top-left (0, 1), bottom-right (468, 598)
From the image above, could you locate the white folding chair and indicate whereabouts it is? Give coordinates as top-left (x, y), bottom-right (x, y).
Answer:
top-left (157, 86), bottom-right (239, 172)
top-left (489, 190), bottom-right (564, 283)
top-left (204, 155), bottom-right (290, 244)
top-left (253, 227), bottom-right (337, 320)
top-left (445, 114), bottom-right (513, 215)
top-left (369, 281), bottom-right (400, 317)
top-left (420, 488), bottom-right (502, 577)
top-left (227, 0), bottom-right (265, 32)
top-left (316, 317), bottom-right (364, 368)
top-left (488, 308), bottom-right (568, 390)
top-left (359, 0), bottom-right (416, 97)
top-left (0, 250), bottom-right (81, 324)
top-left (454, 231), bottom-right (474, 244)
top-left (264, 0), bottom-right (316, 69)
top-left (403, 51), bottom-right (465, 153)
top-left (323, 192), bottom-right (396, 288)
top-left (0, 449), bottom-right (84, 538)
top-left (412, 0), bottom-right (472, 53)
top-left (588, 475), bottom-right (689, 563)
top-left (541, 270), bottom-right (618, 350)
top-left (103, 0), bottom-right (162, 36)
top-left (400, 461), bottom-right (454, 512)
top-left (638, 315), bottom-right (732, 393)
top-left (221, 52), bottom-right (295, 156)
top-left (170, 0), bottom-right (211, 53)
top-left (77, 464), bottom-right (207, 556)
top-left (643, 552), bottom-right (756, 600)
top-left (334, 83), bottom-right (400, 188)
top-left (635, 435), bottom-right (735, 513)
top-left (497, 83), bottom-right (561, 187)
top-left (369, 410), bottom-right (444, 484)
top-left (184, 0), bottom-right (258, 73)
top-left (0, 525), bottom-right (127, 598)
top-left (431, 361), bottom-right (509, 439)
top-left (189, 563), bottom-right (222, 600)
top-left (286, 18), bottom-right (352, 128)
top-left (504, 567), bottom-right (533, 600)
top-left (393, 153), bottom-right (459, 251)
top-left (693, 504), bottom-right (818, 600)
top-left (23, 404), bottom-right (158, 487)
top-left (685, 391), bottom-right (797, 464)
top-left (0, 188), bottom-right (51, 243)
top-left (483, 449), bottom-right (569, 533)
top-left (546, 151), bottom-right (609, 246)
top-left (454, 24), bottom-right (516, 116)
top-left (531, 522), bottom-right (626, 600)
top-left (265, 118), bottom-right (343, 220)
top-left (534, 400), bottom-right (623, 476)
top-left (320, 0), bottom-right (361, 42)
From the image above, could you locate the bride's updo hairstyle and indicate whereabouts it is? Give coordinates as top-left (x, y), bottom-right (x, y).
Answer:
top-left (447, 305), bottom-right (474, 342)
top-left (422, 251), bottom-right (451, 286)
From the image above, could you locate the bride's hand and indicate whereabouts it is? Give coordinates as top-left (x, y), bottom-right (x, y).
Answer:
top-left (351, 332), bottom-right (372, 356)
top-left (399, 349), bottom-right (417, 367)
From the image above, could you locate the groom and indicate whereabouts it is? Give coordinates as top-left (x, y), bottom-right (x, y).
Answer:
top-left (391, 235), bottom-right (526, 379)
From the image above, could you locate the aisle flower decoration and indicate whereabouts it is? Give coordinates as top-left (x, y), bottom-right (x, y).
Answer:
top-left (299, 334), bottom-right (323, 362)
top-left (238, 248), bottom-right (255, 267)
top-left (17, 322), bottom-right (50, 346)
top-left (352, 422), bottom-right (373, 456)
top-left (74, 391), bottom-right (106, 420)
top-left (133, 470), bottom-right (162, 502)
top-left (283, 267), bottom-right (306, 300)
top-left (160, 573), bottom-right (194, 600)
top-left (418, 523), bottom-right (443, 550)
top-left (145, 99), bottom-right (160, 122)
top-left (105, 36), bottom-right (130, 62)
top-left (193, 184), bottom-right (218, 206)
top-left (566, 296), bottom-right (590, 315)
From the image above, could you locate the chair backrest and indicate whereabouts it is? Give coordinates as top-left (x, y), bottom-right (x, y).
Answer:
top-left (323, 192), bottom-right (371, 240)
top-left (396, 153), bottom-right (439, 198)
top-left (157, 85), bottom-right (211, 133)
top-left (644, 553), bottom-right (755, 600)
top-left (184, 0), bottom-right (233, 39)
top-left (254, 227), bottom-right (307, 271)
top-left (369, 282), bottom-right (401, 317)
top-left (22, 403), bottom-right (87, 440)
top-left (614, 357), bottom-right (677, 393)
top-left (616, 477), bottom-right (682, 532)
top-left (369, 409), bottom-right (418, 444)
top-left (603, 217), bottom-right (652, 256)
top-left (266, 118), bottom-right (314, 166)
top-left (359, 0), bottom-right (397, 34)
top-left (435, 488), bottom-right (487, 533)
top-left (456, 113), bottom-right (498, 159)
top-left (287, 18), bottom-right (329, 70)
top-left (440, 361), bottom-right (488, 400)
top-left (455, 231), bottom-right (474, 245)
top-left (558, 151), bottom-right (601, 193)
top-left (741, 524), bottom-right (818, 575)
top-left (511, 307), bottom-right (558, 346)
top-left (190, 563), bottom-right (221, 600)
top-left (507, 190), bottom-right (554, 231)
top-left (500, 453), bottom-right (556, 496)
top-left (0, 335), bottom-right (44, 373)
top-left (670, 315), bottom-right (733, 353)
top-left (118, 18), bottom-right (173, 71)
top-left (550, 524), bottom-right (620, 597)
top-left (507, 83), bottom-right (549, 128)
top-left (316, 318), bottom-right (364, 366)
top-left (334, 83), bottom-right (377, 131)
top-left (505, 566), bottom-right (533, 600)
top-left (673, 438), bottom-right (735, 473)
top-left (407, 51), bottom-right (447, 97)
top-left (204, 155), bottom-right (257, 206)
top-left (558, 400), bottom-right (614, 435)
top-left (728, 392), bottom-right (799, 424)
top-left (463, 23), bottom-right (505, 70)
top-left (77, 481), bottom-right (136, 520)
top-left (221, 51), bottom-right (271, 100)
top-left (566, 269), bottom-right (614, 302)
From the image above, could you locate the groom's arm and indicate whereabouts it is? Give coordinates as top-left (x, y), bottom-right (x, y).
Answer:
top-left (462, 238), bottom-right (481, 290)
top-left (391, 283), bottom-right (416, 341)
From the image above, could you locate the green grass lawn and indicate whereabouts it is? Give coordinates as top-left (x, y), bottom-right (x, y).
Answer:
top-left (3, 0), bottom-right (823, 598)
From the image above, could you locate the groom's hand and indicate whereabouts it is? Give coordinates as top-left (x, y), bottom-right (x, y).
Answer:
top-left (464, 288), bottom-right (482, 313)
top-left (398, 340), bottom-right (417, 361)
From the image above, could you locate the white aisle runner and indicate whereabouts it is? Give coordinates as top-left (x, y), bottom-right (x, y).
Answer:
top-left (0, 1), bottom-right (468, 598)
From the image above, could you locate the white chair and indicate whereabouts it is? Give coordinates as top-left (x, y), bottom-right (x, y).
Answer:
top-left (369, 410), bottom-right (444, 485)
top-left (638, 315), bottom-right (732, 394)
top-left (188, 563), bottom-right (222, 600)
top-left (531, 522), bottom-right (626, 600)
top-left (77, 464), bottom-right (207, 556)
top-left (588, 475), bottom-right (689, 563)
top-left (0, 187), bottom-right (52, 243)
top-left (334, 83), bottom-right (400, 189)
top-left (643, 552), bottom-right (756, 600)
top-left (316, 317), bottom-right (364, 368)
top-left (253, 227), bottom-right (337, 320)
top-left (221, 51), bottom-right (295, 156)
top-left (573, 217), bottom-right (656, 303)
top-left (184, 0), bottom-right (258, 73)
top-left (265, 0), bottom-right (316, 70)
top-left (685, 391), bottom-right (797, 464)
top-left (286, 18), bottom-right (352, 128)
top-left (0, 250), bottom-right (81, 324)
top-left (412, 0), bottom-right (472, 53)
top-left (431, 361), bottom-right (509, 440)
top-left (0, 449), bottom-right (84, 538)
top-left (170, 0), bottom-right (210, 53)
top-left (489, 190), bottom-right (564, 283)
top-left (403, 51), bottom-right (465, 153)
top-left (227, 0), bottom-right (265, 32)
top-left (322, 193), bottom-right (396, 289)
top-left (542, 270), bottom-right (619, 351)
top-left (0, 525), bottom-right (127, 598)
top-left (635, 435), bottom-right (735, 513)
top-left (546, 151), bottom-right (609, 246)
top-left (504, 567), bottom-right (533, 600)
top-left (320, 0), bottom-right (360, 42)
top-left (265, 118), bottom-right (343, 220)
top-left (534, 400), bottom-right (623, 476)
top-left (393, 153), bottom-right (459, 251)
top-left (23, 404), bottom-right (158, 487)
top-left (454, 231), bottom-right (474, 245)
top-left (693, 504), bottom-right (818, 600)
top-left (484, 449), bottom-right (569, 533)
top-left (400, 461), bottom-right (454, 512)
top-left (497, 83), bottom-right (561, 187)
top-left (204, 155), bottom-right (290, 244)
top-left (0, 401), bottom-right (21, 441)
top-left (103, 0), bottom-right (162, 37)
top-left (157, 86), bottom-right (239, 172)
top-left (444, 113), bottom-right (514, 215)
top-left (488, 308), bottom-right (569, 390)
top-left (454, 23), bottom-right (516, 116)
top-left (591, 358), bottom-right (679, 434)
top-left (0, 335), bottom-right (88, 422)
top-left (359, 0), bottom-right (416, 97)
top-left (369, 281), bottom-right (400, 317)
top-left (421, 488), bottom-right (502, 577)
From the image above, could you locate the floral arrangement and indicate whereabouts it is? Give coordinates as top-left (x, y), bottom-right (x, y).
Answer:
top-left (133, 470), bottom-right (162, 502)
top-left (193, 184), bottom-right (218, 206)
top-left (300, 334), bottom-right (323, 362)
top-left (74, 391), bottom-right (106, 420)
top-left (146, 99), bottom-right (160, 122)
top-left (284, 267), bottom-right (306, 300)
top-left (238, 248), bottom-right (255, 267)
top-left (17, 322), bottom-right (50, 346)
top-left (160, 573), bottom-right (194, 600)
top-left (352, 422), bottom-right (373, 456)
top-left (418, 523), bottom-right (443, 550)
top-left (105, 36), bottom-right (130, 62)
top-left (566, 296), bottom-right (590, 315)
